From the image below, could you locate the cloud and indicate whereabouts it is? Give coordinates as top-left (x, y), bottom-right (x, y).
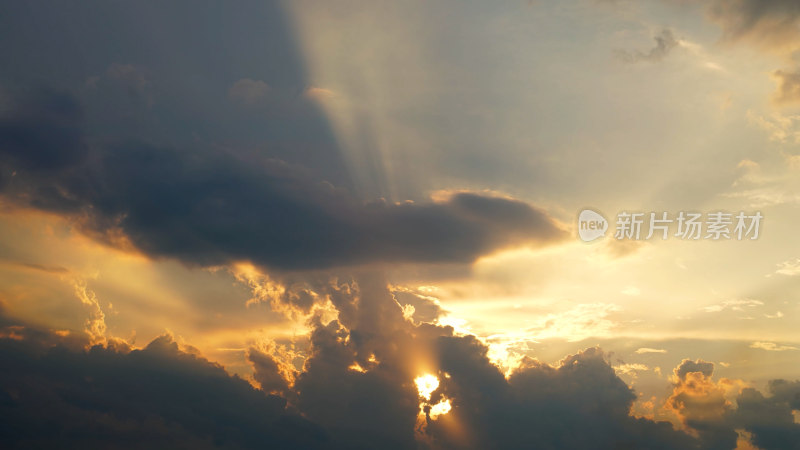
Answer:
top-left (702, 298), bottom-right (763, 313)
top-left (8, 271), bottom-right (800, 449)
top-left (773, 69), bottom-right (800, 105)
top-left (87, 63), bottom-right (153, 108)
top-left (304, 86), bottom-right (336, 102)
top-left (745, 111), bottom-right (800, 144)
top-left (615, 362), bottom-right (650, 376)
top-left (674, 358), bottom-right (715, 380)
top-left (0, 317), bottom-right (327, 449)
top-left (705, 0), bottom-right (800, 51)
top-left (750, 341), bottom-right (798, 352)
top-left (636, 347), bottom-right (668, 354)
top-left (16, 262), bottom-right (69, 274)
top-left (526, 303), bottom-right (621, 341)
top-left (260, 275), bottom-right (698, 449)
top-left (69, 278), bottom-right (107, 344)
top-left (653, 0), bottom-right (800, 105)
top-left (228, 78), bottom-right (271, 105)
top-left (666, 359), bottom-right (739, 449)
top-left (615, 29), bottom-right (680, 63)
top-left (392, 288), bottom-right (445, 324)
top-left (730, 380), bottom-right (800, 449)
top-left (664, 358), bottom-right (800, 450)
top-left (0, 276), bottom-right (703, 450)
top-left (684, 0), bottom-right (800, 105)
top-left (0, 89), bottom-right (566, 272)
top-left (0, 88), bottom-right (87, 172)
top-left (248, 347), bottom-right (291, 395)
top-left (426, 345), bottom-right (697, 449)
top-left (622, 285), bottom-right (642, 296)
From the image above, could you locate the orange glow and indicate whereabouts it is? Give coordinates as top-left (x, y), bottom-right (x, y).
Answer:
top-left (429, 398), bottom-right (452, 418)
top-left (348, 363), bottom-right (367, 373)
top-left (414, 374), bottom-right (439, 401)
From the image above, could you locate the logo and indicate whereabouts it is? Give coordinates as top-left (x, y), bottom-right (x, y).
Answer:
top-left (576, 208), bottom-right (762, 242)
top-left (578, 209), bottom-right (608, 242)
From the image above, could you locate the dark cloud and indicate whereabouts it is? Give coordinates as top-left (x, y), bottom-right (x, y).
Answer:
top-left (245, 274), bottom-right (702, 450)
top-left (665, 359), bottom-right (800, 450)
top-left (292, 318), bottom-right (421, 450)
top-left (248, 348), bottom-right (290, 396)
top-left (0, 88), bottom-right (87, 171)
top-left (0, 0), bottom-right (352, 189)
top-left (228, 79), bottom-right (271, 105)
top-left (0, 318), bottom-right (327, 449)
top-left (729, 380), bottom-right (800, 450)
top-left (84, 63), bottom-right (154, 127)
top-left (0, 89), bottom-right (565, 271)
top-left (427, 343), bottom-right (699, 449)
top-left (658, 0), bottom-right (800, 47)
top-left (705, 0), bottom-right (800, 48)
top-left (0, 0), bottom-right (567, 272)
top-left (14, 273), bottom-right (800, 449)
top-left (674, 358), bottom-right (714, 380)
top-left (0, 275), bottom-right (708, 450)
top-left (616, 29), bottom-right (680, 63)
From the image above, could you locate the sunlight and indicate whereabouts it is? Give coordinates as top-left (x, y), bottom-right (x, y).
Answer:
top-left (415, 374), bottom-right (439, 401)
top-left (429, 398), bottom-right (452, 418)
top-left (348, 363), bottom-right (367, 373)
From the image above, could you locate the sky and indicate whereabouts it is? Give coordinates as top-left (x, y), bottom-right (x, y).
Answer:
top-left (1, 0), bottom-right (800, 449)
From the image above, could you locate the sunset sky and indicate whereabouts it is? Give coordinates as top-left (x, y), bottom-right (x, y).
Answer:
top-left (1, 1), bottom-right (800, 449)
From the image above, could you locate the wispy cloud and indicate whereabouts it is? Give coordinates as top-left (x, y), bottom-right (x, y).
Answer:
top-left (775, 258), bottom-right (800, 276)
top-left (750, 341), bottom-right (797, 352)
top-left (702, 299), bottom-right (763, 313)
top-left (635, 347), bottom-right (667, 354)
top-left (527, 303), bottom-right (621, 341)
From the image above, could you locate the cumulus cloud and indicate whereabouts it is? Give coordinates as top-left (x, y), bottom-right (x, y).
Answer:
top-left (0, 316), bottom-right (326, 449)
top-left (0, 89), bottom-right (566, 272)
top-left (731, 380), bottom-right (800, 449)
top-left (0, 276), bottom-right (704, 450)
top-left (426, 345), bottom-right (697, 449)
top-left (6, 270), bottom-right (800, 449)
top-left (666, 359), bottom-right (739, 449)
top-left (663, 358), bottom-right (800, 450)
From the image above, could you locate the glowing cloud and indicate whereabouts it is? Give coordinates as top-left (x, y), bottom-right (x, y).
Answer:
top-left (415, 374), bottom-right (439, 401)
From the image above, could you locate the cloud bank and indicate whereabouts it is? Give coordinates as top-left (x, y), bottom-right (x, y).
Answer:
top-left (0, 89), bottom-right (565, 271)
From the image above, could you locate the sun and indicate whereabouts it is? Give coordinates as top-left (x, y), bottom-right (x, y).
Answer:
top-left (415, 374), bottom-right (439, 401)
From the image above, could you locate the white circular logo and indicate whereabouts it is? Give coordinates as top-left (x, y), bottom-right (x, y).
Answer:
top-left (577, 209), bottom-right (608, 242)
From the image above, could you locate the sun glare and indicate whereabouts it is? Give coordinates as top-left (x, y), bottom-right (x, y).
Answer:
top-left (429, 399), bottom-right (452, 418)
top-left (415, 374), bottom-right (439, 401)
